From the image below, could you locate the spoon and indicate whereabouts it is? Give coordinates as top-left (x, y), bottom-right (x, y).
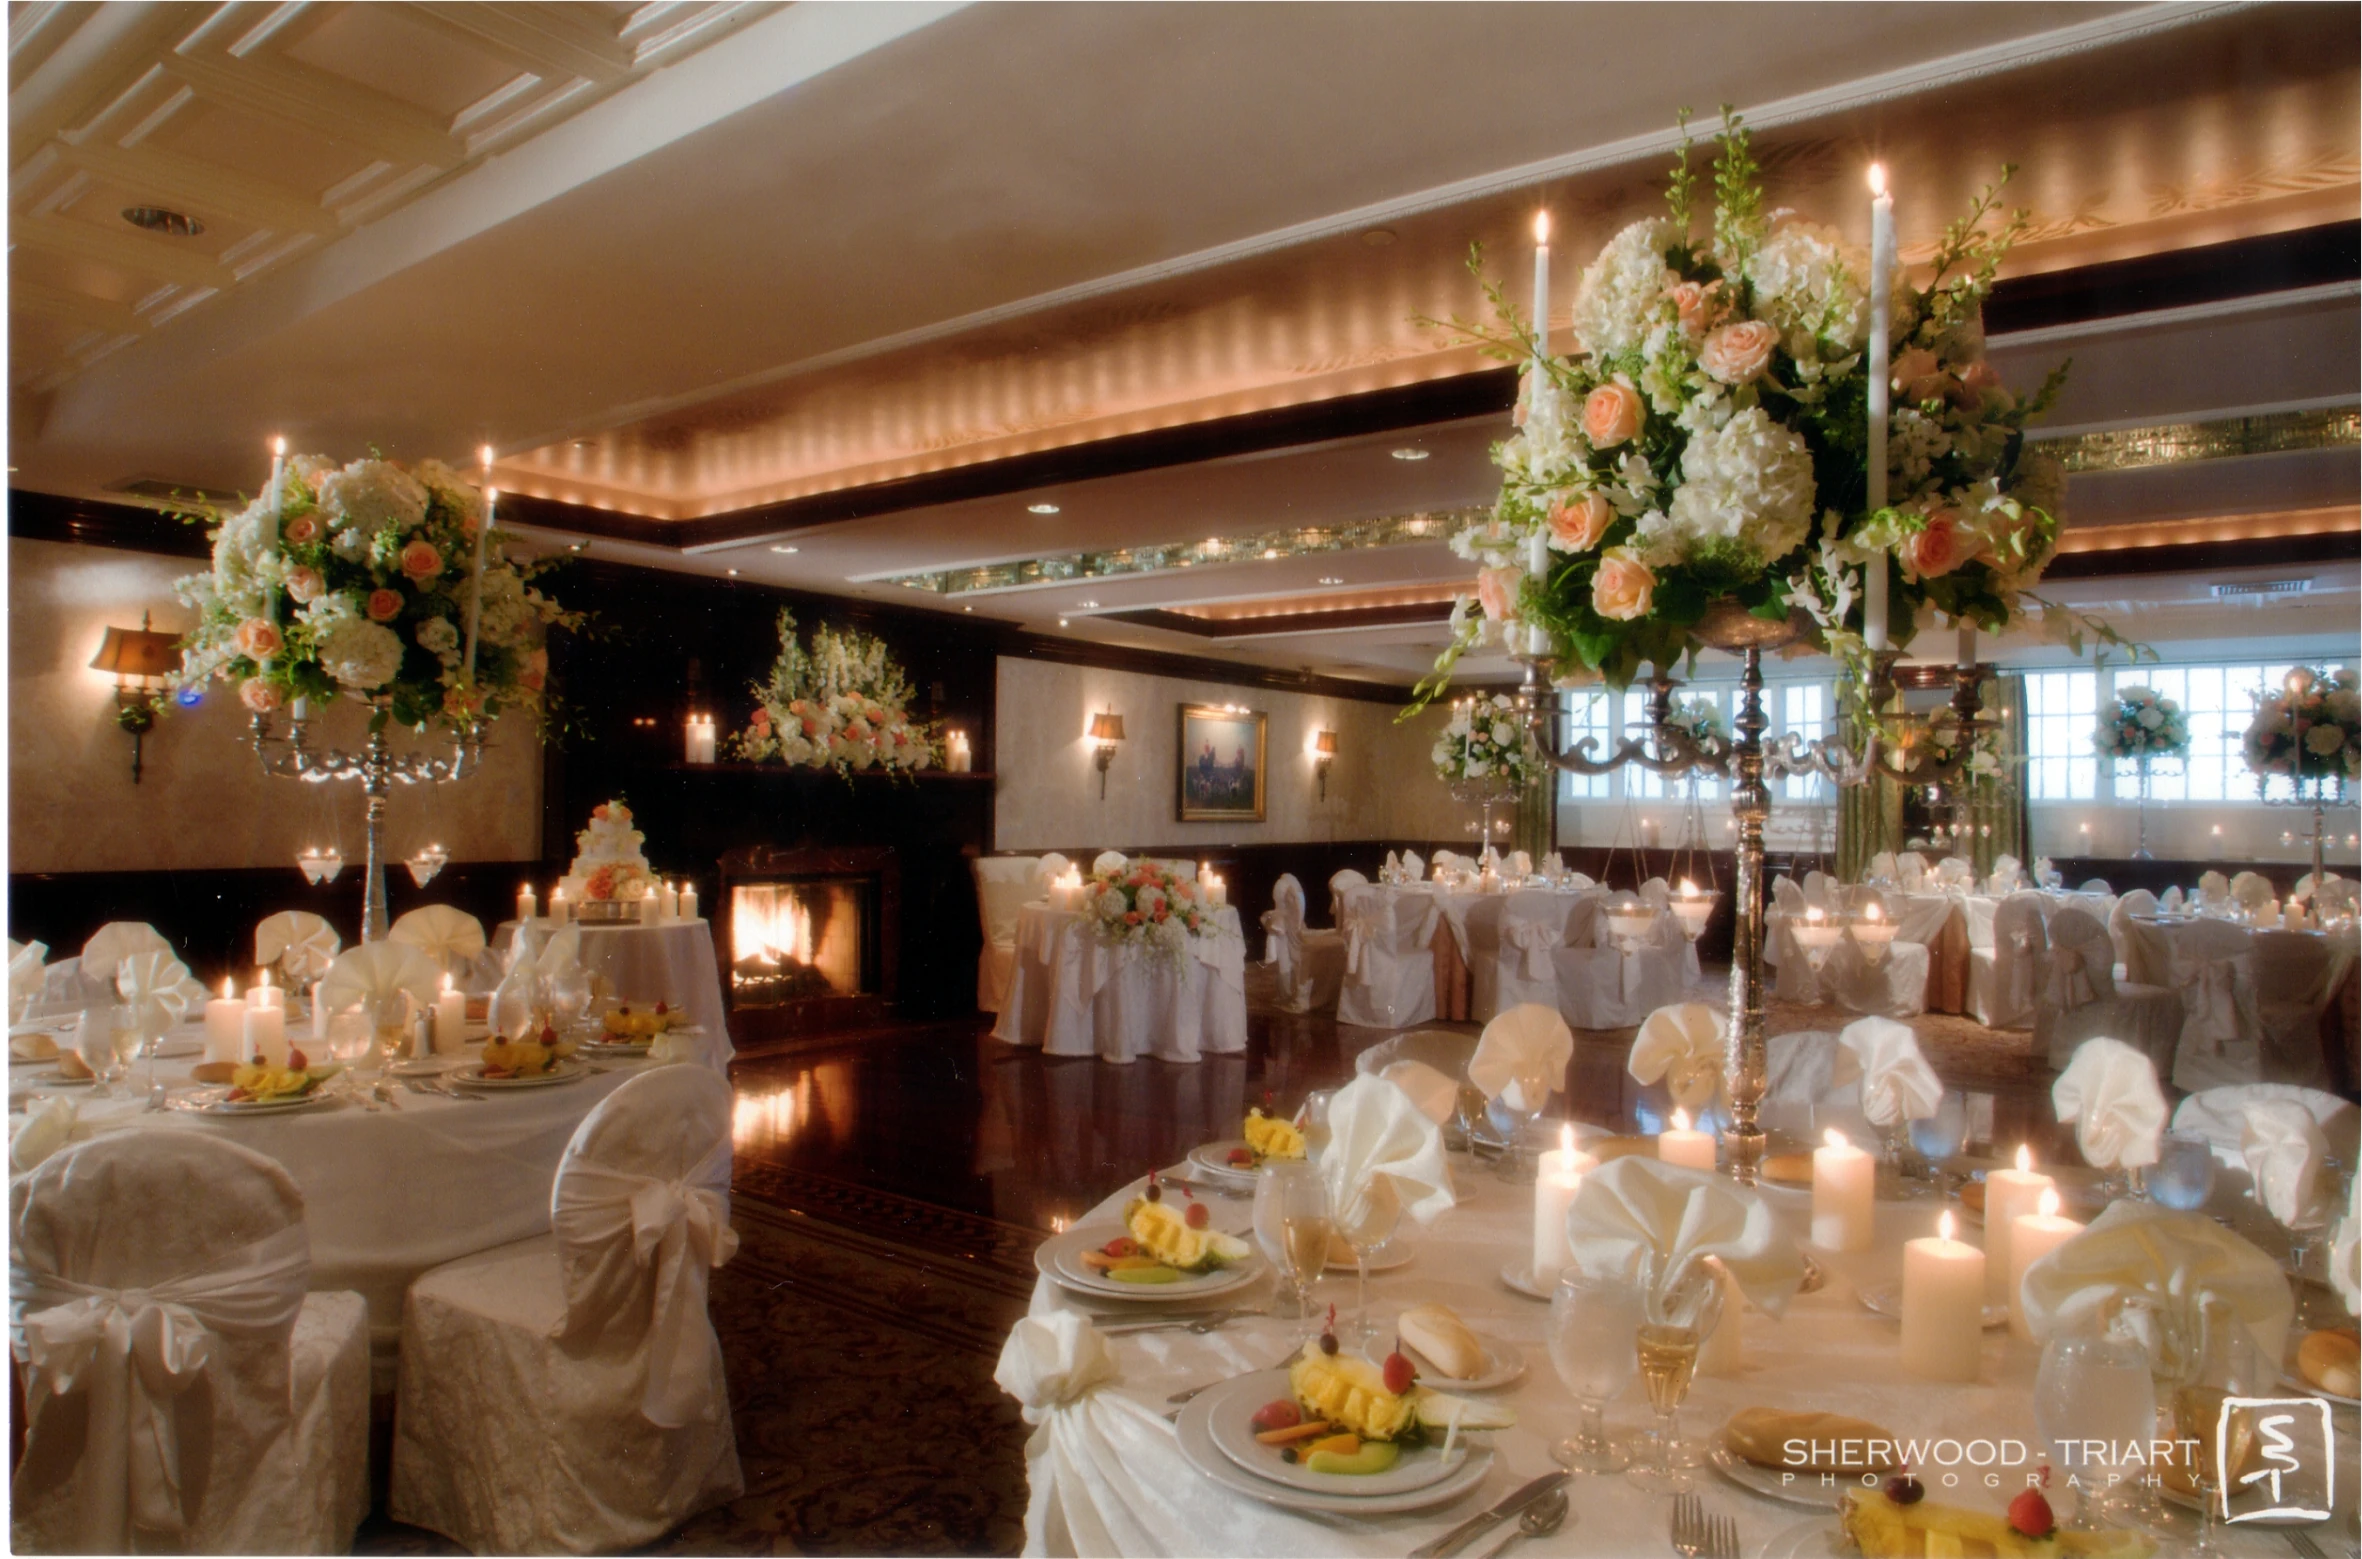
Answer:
top-left (1476, 1489), bottom-right (1567, 1559)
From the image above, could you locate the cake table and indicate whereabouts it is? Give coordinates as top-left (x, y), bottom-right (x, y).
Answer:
top-left (492, 917), bottom-right (733, 1073)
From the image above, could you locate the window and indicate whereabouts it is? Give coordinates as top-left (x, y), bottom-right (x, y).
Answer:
top-left (2024, 668), bottom-right (2098, 801)
top-left (1557, 692), bottom-right (1612, 799)
top-left (2025, 659), bottom-right (2327, 805)
top-left (1554, 679), bottom-right (1825, 805)
top-left (1777, 683), bottom-right (1828, 802)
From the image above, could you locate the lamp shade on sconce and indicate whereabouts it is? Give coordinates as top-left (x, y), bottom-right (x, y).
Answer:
top-left (90, 623), bottom-right (182, 682)
top-left (1088, 712), bottom-right (1125, 744)
top-left (1314, 730), bottom-right (1338, 756)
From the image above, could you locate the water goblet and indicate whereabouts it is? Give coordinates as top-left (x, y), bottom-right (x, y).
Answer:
top-left (1253, 1160), bottom-right (1331, 1331)
top-left (2035, 1329), bottom-right (2157, 1530)
top-left (2146, 1131), bottom-right (2216, 1213)
top-left (327, 1008), bottom-right (376, 1097)
top-left (1334, 1177), bottom-right (1402, 1349)
top-left (1908, 1090), bottom-right (1971, 1195)
top-left (1549, 1270), bottom-right (1643, 1473)
top-left (372, 993), bottom-right (415, 1072)
top-left (1625, 1266), bottom-right (1725, 1492)
top-left (1493, 1072), bottom-right (1551, 1183)
top-left (2171, 1321), bottom-right (2262, 1555)
top-left (74, 1007), bottom-right (121, 1097)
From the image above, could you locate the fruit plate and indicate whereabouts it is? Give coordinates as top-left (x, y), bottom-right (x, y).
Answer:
top-left (447, 1061), bottom-right (589, 1090)
top-left (1205, 1369), bottom-right (1463, 1496)
top-left (199, 1090), bottom-right (337, 1116)
top-left (1710, 1444), bottom-right (1891, 1509)
top-left (1399, 1330), bottom-right (1524, 1393)
top-left (1175, 1375), bottom-right (1493, 1515)
top-left (1188, 1140), bottom-right (1265, 1186)
top-left (580, 1040), bottom-right (656, 1060)
top-left (1856, 1282), bottom-right (2007, 1331)
top-left (1035, 1225), bottom-right (1261, 1301)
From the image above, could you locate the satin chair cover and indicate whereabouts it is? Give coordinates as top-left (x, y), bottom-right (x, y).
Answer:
top-left (391, 1066), bottom-right (743, 1553)
top-left (1894, 851), bottom-right (1929, 891)
top-left (972, 855), bottom-right (1043, 1014)
top-left (2171, 1085), bottom-right (2361, 1171)
top-left (1259, 874), bottom-right (1345, 1015)
top-left (1326, 868), bottom-right (1369, 926)
top-left (1399, 851), bottom-right (1426, 883)
top-left (1091, 850), bottom-right (1129, 877)
top-left (254, 910), bottom-right (340, 990)
top-left (2080, 878), bottom-right (2114, 896)
top-left (10, 1132), bottom-right (370, 1554)
top-left (1554, 897), bottom-right (1684, 1030)
top-left (2034, 906), bottom-right (2183, 1073)
top-left (1865, 851), bottom-right (1899, 884)
top-left (1966, 891), bottom-right (2047, 1030)
top-left (2243, 929), bottom-right (2350, 1089)
top-left (387, 905), bottom-right (488, 976)
top-left (2108, 888), bottom-right (2157, 982)
top-left (1334, 886), bottom-right (1440, 1029)
top-left (2161, 918), bottom-right (2260, 1093)
top-left (1462, 890), bottom-right (1579, 1023)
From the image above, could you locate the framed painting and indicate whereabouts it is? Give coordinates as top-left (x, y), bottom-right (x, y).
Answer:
top-left (1176, 704), bottom-right (1267, 822)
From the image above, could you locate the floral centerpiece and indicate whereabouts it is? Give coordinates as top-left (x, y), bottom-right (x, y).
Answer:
top-left (1418, 109), bottom-right (2082, 703)
top-left (730, 611), bottom-right (937, 774)
top-left (1082, 859), bottom-right (1223, 956)
top-left (1432, 693), bottom-right (1540, 789)
top-left (2243, 667), bottom-right (2359, 792)
top-left (1662, 693), bottom-right (1727, 749)
top-left (2094, 686), bottom-right (2191, 764)
top-left (176, 454), bottom-right (576, 728)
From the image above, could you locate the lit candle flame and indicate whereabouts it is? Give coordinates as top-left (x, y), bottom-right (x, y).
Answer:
top-left (1680, 879), bottom-right (1698, 898)
top-left (1865, 901), bottom-right (1883, 921)
top-left (222, 976), bottom-right (235, 1000)
top-left (442, 972), bottom-right (454, 994)
top-left (479, 443), bottom-right (494, 471)
top-left (271, 435), bottom-right (286, 457)
top-left (2037, 1186), bottom-right (2061, 1219)
top-left (1824, 1127), bottom-right (1851, 1151)
top-left (1532, 210), bottom-right (1551, 244)
top-left (1561, 1122), bottom-right (1575, 1156)
top-left (1672, 1107), bottom-right (1692, 1133)
top-left (1806, 906), bottom-right (1824, 922)
top-left (2015, 1144), bottom-right (2033, 1173)
top-left (1867, 162), bottom-right (1887, 198)
top-left (1938, 1209), bottom-right (1956, 1241)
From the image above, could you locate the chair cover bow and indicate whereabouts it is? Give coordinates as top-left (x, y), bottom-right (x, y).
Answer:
top-left (253, 911), bottom-right (340, 986)
top-left (11, 1223), bottom-right (310, 1551)
top-left (1501, 917), bottom-right (1562, 980)
top-left (2046, 942), bottom-right (2105, 1010)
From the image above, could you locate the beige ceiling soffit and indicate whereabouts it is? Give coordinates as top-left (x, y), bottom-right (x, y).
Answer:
top-left (10, 278), bottom-right (145, 337)
top-left (539, 1), bottom-right (2242, 447)
top-left (47, 136), bottom-right (345, 237)
top-left (155, 51), bottom-right (463, 170)
top-left (12, 212), bottom-right (234, 292)
top-left (2055, 506), bottom-right (2360, 553)
top-left (1166, 584), bottom-right (1469, 622)
top-left (1989, 280), bottom-right (2361, 351)
top-left (8, 5), bottom-right (197, 150)
top-left (404, 4), bottom-right (634, 86)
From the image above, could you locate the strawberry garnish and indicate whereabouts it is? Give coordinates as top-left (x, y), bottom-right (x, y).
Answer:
top-left (287, 1046), bottom-right (308, 1070)
top-left (1382, 1349), bottom-right (1415, 1394)
top-left (2007, 1485), bottom-right (2055, 1539)
top-left (1184, 1202), bottom-right (1210, 1229)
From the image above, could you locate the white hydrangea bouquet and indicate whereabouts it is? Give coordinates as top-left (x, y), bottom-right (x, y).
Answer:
top-left (2243, 667), bottom-right (2359, 790)
top-left (1433, 692), bottom-right (1540, 788)
top-left (1082, 859), bottom-right (1222, 955)
top-left (1417, 108), bottom-right (2074, 703)
top-left (2094, 685), bottom-right (2191, 762)
top-left (176, 453), bottom-right (577, 730)
top-left (732, 610), bottom-right (937, 774)
top-left (1662, 693), bottom-right (1728, 749)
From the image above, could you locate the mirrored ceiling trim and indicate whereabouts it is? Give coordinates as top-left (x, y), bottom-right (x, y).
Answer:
top-left (2038, 403), bottom-right (2358, 473)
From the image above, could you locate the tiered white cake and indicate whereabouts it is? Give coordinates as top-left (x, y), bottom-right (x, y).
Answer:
top-left (559, 800), bottom-right (654, 912)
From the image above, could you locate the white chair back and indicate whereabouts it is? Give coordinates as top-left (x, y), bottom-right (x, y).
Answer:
top-left (1894, 852), bottom-right (1929, 890)
top-left (2043, 907), bottom-right (2115, 1010)
top-left (1145, 858), bottom-right (1197, 881)
top-left (1865, 851), bottom-right (1898, 884)
top-left (1034, 853), bottom-right (1071, 890)
top-left (1802, 871), bottom-right (1837, 909)
top-left (1400, 851), bottom-right (1426, 881)
top-left (1771, 876), bottom-right (1806, 914)
top-left (12, 1133), bottom-right (315, 1553)
top-left (970, 856), bottom-right (1042, 945)
top-left (254, 910), bottom-right (340, 987)
top-left (1263, 874), bottom-right (1309, 973)
top-left (2079, 878), bottom-right (2114, 896)
top-left (1091, 851), bottom-right (1129, 877)
top-left (549, 1066), bottom-right (738, 1427)
top-left (2229, 871), bottom-right (2275, 911)
top-left (1639, 877), bottom-right (1671, 911)
top-left (1328, 868), bottom-right (1369, 924)
top-left (388, 906), bottom-right (486, 976)
top-left (80, 921), bottom-right (170, 973)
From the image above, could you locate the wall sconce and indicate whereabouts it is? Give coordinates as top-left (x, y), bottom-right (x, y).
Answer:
top-left (1088, 710), bottom-right (1125, 799)
top-left (89, 610), bottom-right (182, 783)
top-left (1313, 729), bottom-right (1338, 800)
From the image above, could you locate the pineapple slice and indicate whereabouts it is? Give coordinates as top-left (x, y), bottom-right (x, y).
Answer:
top-left (1123, 1199), bottom-right (1250, 1271)
top-left (1243, 1109), bottom-right (1307, 1161)
top-left (1285, 1341), bottom-right (1517, 1443)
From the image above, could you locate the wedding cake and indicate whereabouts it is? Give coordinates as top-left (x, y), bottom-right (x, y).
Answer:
top-left (559, 800), bottom-right (654, 917)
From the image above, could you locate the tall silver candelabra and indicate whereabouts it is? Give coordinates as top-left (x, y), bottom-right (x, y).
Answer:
top-left (248, 704), bottom-right (485, 943)
top-left (1513, 605), bottom-right (1999, 1184)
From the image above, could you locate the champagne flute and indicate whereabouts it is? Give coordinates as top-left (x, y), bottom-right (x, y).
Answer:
top-left (1296, 1089), bottom-right (1335, 1161)
top-left (74, 1007), bottom-right (119, 1097)
top-left (1549, 1270), bottom-right (1644, 1473)
top-left (1626, 1266), bottom-right (1725, 1492)
top-left (1335, 1174), bottom-right (1402, 1349)
top-left (1253, 1161), bottom-right (1330, 1331)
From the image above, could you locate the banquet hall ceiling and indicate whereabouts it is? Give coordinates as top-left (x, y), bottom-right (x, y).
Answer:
top-left (9, 1), bottom-right (2359, 683)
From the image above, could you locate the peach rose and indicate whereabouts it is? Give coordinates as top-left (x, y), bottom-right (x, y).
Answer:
top-left (1665, 279), bottom-right (1724, 338)
top-left (442, 685), bottom-right (484, 719)
top-left (518, 647), bottom-right (548, 693)
top-left (282, 514), bottom-right (320, 545)
top-left (1475, 565), bottom-right (1522, 622)
top-left (1582, 383), bottom-right (1646, 447)
top-left (366, 588), bottom-right (403, 622)
top-left (232, 619), bottom-right (282, 660)
top-left (1901, 509), bottom-right (1968, 579)
top-left (1891, 347), bottom-right (1949, 405)
top-left (1591, 550), bottom-right (1656, 621)
top-left (284, 565), bottom-right (324, 602)
top-left (399, 539), bottom-right (442, 581)
top-left (1699, 320), bottom-right (1779, 385)
top-left (750, 707), bottom-right (771, 731)
top-left (1547, 491), bottom-right (1614, 552)
top-left (239, 677), bottom-right (283, 714)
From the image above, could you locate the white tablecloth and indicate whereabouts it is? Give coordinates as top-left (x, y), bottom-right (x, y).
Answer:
top-left (1011, 1159), bottom-right (2355, 1558)
top-left (993, 904), bottom-right (1247, 1063)
top-left (494, 917), bottom-right (733, 1073)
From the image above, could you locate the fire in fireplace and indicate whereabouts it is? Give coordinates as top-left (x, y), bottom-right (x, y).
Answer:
top-left (716, 843), bottom-right (898, 1045)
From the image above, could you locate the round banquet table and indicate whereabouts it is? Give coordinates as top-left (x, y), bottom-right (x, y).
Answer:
top-left (993, 903), bottom-right (1247, 1063)
top-left (7, 1031), bottom-right (649, 1390)
top-left (1011, 1156), bottom-right (2357, 1558)
top-left (492, 916), bottom-right (733, 1073)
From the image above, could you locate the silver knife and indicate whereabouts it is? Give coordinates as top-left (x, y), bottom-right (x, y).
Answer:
top-left (1408, 1471), bottom-right (1568, 1559)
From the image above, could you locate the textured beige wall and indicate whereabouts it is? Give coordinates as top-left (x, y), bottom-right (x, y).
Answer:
top-left (991, 655), bottom-right (1464, 851)
top-left (9, 538), bottom-right (541, 874)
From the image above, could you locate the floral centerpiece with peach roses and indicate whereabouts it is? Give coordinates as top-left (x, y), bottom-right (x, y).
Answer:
top-left (1081, 858), bottom-right (1223, 956)
top-left (1416, 109), bottom-right (2081, 704)
top-left (731, 610), bottom-right (937, 775)
top-left (175, 454), bottom-right (576, 731)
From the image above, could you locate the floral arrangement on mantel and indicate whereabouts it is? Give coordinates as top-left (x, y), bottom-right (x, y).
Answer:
top-left (1432, 692), bottom-right (1541, 789)
top-left (2094, 685), bottom-right (2191, 763)
top-left (730, 610), bottom-right (937, 774)
top-left (176, 454), bottom-right (577, 729)
top-left (1415, 108), bottom-right (2113, 706)
top-left (2243, 667), bottom-right (2359, 790)
top-left (1082, 859), bottom-right (1224, 955)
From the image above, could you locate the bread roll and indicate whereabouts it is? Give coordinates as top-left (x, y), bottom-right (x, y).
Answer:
top-left (191, 1060), bottom-right (239, 1085)
top-left (54, 1051), bottom-right (93, 1080)
top-left (1721, 1406), bottom-right (1899, 1474)
top-left (1761, 1152), bottom-right (1814, 1186)
top-left (1958, 1180), bottom-right (1986, 1214)
top-left (1397, 1303), bottom-right (1486, 1380)
top-left (10, 1032), bottom-right (58, 1061)
top-left (2299, 1328), bottom-right (2359, 1398)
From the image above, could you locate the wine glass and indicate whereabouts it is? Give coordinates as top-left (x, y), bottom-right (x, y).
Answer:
top-left (372, 993), bottom-right (414, 1072)
top-left (1494, 1071), bottom-right (1553, 1183)
top-left (1253, 1161), bottom-right (1331, 1331)
top-left (1626, 1265), bottom-right (1726, 1492)
top-left (2035, 1329), bottom-right (2156, 1530)
top-left (74, 1006), bottom-right (124, 1097)
top-left (326, 1008), bottom-right (375, 1097)
top-left (1549, 1270), bottom-right (1644, 1473)
top-left (2146, 1132), bottom-right (2217, 1213)
top-left (1295, 1089), bottom-right (1335, 1160)
top-left (2171, 1316), bottom-right (2262, 1554)
top-left (1334, 1174), bottom-right (1402, 1349)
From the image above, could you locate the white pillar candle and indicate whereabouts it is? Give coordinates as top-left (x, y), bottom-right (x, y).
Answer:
top-left (641, 886), bottom-right (661, 925)
top-left (1532, 1125), bottom-right (1591, 1289)
top-left (250, 972), bottom-right (285, 1012)
top-left (679, 884), bottom-right (699, 921)
top-left (2007, 1187), bottom-right (2083, 1341)
top-left (549, 888), bottom-right (569, 925)
top-left (242, 1002), bottom-right (289, 1068)
top-left (1698, 1257), bottom-right (1746, 1377)
top-left (1530, 210), bottom-right (1550, 356)
top-left (311, 995), bottom-right (331, 1045)
top-left (661, 881), bottom-right (680, 920)
top-left (1659, 1107), bottom-right (1717, 1172)
top-left (1982, 1145), bottom-right (2055, 1305)
top-left (1864, 164), bottom-right (1893, 652)
top-left (434, 976), bottom-right (467, 1055)
top-left (684, 715), bottom-right (716, 764)
top-left (1901, 1210), bottom-right (1985, 1381)
top-left (518, 883), bottom-right (537, 925)
top-left (205, 979), bottom-right (247, 1064)
top-left (1812, 1127), bottom-right (1877, 1252)
top-left (1957, 617), bottom-right (1976, 674)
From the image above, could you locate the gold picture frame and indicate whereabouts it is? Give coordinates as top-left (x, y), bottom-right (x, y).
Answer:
top-left (1176, 704), bottom-right (1267, 822)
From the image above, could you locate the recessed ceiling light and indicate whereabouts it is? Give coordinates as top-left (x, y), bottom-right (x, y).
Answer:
top-left (1390, 447), bottom-right (1429, 462)
top-left (1057, 617), bottom-right (1069, 628)
top-left (1361, 228), bottom-right (1397, 247)
top-left (1079, 600), bottom-right (1099, 610)
top-left (963, 605), bottom-right (974, 612)
top-left (1319, 576), bottom-right (1344, 586)
top-left (1028, 502), bottom-right (1061, 515)
top-left (726, 568), bottom-right (740, 576)
top-left (122, 206), bottom-right (202, 236)
top-left (770, 544), bottom-right (799, 554)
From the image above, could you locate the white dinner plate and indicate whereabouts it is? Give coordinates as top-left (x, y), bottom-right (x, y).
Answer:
top-left (2279, 1371), bottom-right (2361, 1409)
top-left (385, 1058), bottom-right (446, 1077)
top-left (1034, 1224), bottom-right (1262, 1301)
top-left (1399, 1329), bottom-right (1525, 1392)
top-left (1709, 1444), bottom-right (1892, 1509)
top-left (580, 1040), bottom-right (656, 1059)
top-left (200, 1090), bottom-right (336, 1116)
top-left (1204, 1370), bottom-right (1462, 1496)
top-left (1857, 1282), bottom-right (2006, 1331)
top-left (1188, 1140), bottom-right (1269, 1186)
top-left (25, 1072), bottom-right (95, 1088)
top-left (1757, 1516), bottom-right (1848, 1559)
top-left (1174, 1378), bottom-right (1493, 1516)
top-left (1496, 1261), bottom-right (1553, 1302)
top-left (447, 1061), bottom-right (589, 1090)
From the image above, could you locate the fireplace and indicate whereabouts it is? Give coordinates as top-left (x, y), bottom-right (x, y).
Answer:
top-left (717, 844), bottom-right (898, 1045)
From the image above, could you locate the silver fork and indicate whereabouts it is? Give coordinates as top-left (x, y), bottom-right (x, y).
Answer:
top-left (1711, 1514), bottom-right (1741, 1559)
top-left (2283, 1531), bottom-right (2326, 1559)
top-left (1670, 1492), bottom-right (1705, 1558)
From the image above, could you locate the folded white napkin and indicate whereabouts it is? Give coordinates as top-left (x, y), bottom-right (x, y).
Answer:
top-left (9, 1095), bottom-right (81, 1175)
top-left (254, 910), bottom-right (340, 985)
top-left (2052, 1037), bottom-right (2167, 1169)
top-left (2331, 1173), bottom-right (2359, 1317)
top-left (1383, 850), bottom-right (1401, 880)
top-left (1867, 851), bottom-right (1898, 883)
top-left (1508, 850), bottom-right (1534, 876)
top-left (114, 950), bottom-right (206, 1046)
top-left (1627, 1003), bottom-right (1725, 1112)
top-left (995, 1310), bottom-right (1119, 1421)
top-left (1379, 1059), bottom-right (1459, 1127)
top-left (1932, 856), bottom-right (1975, 888)
top-left (491, 925), bottom-right (587, 1032)
top-left (2020, 1200), bottom-right (2293, 1372)
top-left (1565, 1156), bottom-right (1805, 1316)
top-left (2240, 1099), bottom-right (2330, 1228)
top-left (81, 921), bottom-right (170, 972)
top-left (1836, 1015), bottom-right (1942, 1127)
top-left (1319, 1072), bottom-right (1454, 1236)
top-left (2229, 871), bottom-right (2273, 910)
top-left (1469, 1004), bottom-right (1572, 1113)
top-left (1401, 851), bottom-right (1426, 881)
top-left (2197, 870), bottom-right (2229, 903)
top-left (9, 939), bottom-right (49, 1011)
top-left (2159, 886), bottom-right (2185, 912)
top-left (319, 941), bottom-right (442, 1021)
top-left (2173, 1084), bottom-right (2359, 1169)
